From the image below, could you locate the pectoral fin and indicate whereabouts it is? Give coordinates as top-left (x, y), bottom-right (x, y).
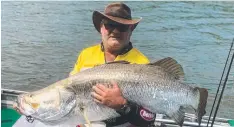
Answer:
top-left (80, 107), bottom-right (92, 127)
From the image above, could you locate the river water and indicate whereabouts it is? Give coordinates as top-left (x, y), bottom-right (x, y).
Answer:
top-left (2, 1), bottom-right (234, 119)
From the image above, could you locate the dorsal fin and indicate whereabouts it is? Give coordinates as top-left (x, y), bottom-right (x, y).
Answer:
top-left (106, 60), bottom-right (130, 64)
top-left (93, 60), bottom-right (130, 68)
top-left (149, 57), bottom-right (185, 81)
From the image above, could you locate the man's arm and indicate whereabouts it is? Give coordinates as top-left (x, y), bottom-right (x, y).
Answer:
top-left (91, 82), bottom-right (156, 127)
top-left (69, 51), bottom-right (84, 76)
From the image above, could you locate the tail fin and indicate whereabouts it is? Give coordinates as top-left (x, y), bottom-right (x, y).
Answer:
top-left (196, 87), bottom-right (208, 125)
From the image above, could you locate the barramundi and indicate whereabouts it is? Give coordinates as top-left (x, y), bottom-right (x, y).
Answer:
top-left (14, 57), bottom-right (208, 126)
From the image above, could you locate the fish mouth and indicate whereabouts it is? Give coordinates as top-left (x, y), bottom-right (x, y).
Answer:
top-left (15, 95), bottom-right (36, 116)
top-left (17, 95), bottom-right (23, 105)
top-left (15, 95), bottom-right (25, 113)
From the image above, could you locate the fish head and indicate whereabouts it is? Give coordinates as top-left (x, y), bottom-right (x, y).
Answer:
top-left (16, 88), bottom-right (76, 122)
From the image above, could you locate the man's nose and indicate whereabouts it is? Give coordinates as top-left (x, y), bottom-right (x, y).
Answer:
top-left (109, 27), bottom-right (121, 34)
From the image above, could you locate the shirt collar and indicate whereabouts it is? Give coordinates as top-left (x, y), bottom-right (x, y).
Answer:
top-left (101, 42), bottom-right (133, 55)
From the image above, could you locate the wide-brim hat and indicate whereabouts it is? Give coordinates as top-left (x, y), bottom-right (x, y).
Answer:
top-left (93, 2), bottom-right (142, 33)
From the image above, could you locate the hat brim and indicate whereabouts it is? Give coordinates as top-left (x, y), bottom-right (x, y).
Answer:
top-left (93, 11), bottom-right (142, 33)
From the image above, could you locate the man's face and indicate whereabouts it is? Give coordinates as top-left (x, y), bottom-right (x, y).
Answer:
top-left (100, 19), bottom-right (133, 53)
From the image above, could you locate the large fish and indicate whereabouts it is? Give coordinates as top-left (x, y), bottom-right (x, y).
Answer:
top-left (14, 57), bottom-right (208, 126)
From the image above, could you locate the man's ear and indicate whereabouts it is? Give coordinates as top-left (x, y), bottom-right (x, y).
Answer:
top-left (100, 25), bottom-right (106, 34)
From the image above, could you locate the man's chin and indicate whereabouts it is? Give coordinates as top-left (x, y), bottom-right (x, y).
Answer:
top-left (107, 39), bottom-right (125, 51)
top-left (111, 44), bottom-right (122, 50)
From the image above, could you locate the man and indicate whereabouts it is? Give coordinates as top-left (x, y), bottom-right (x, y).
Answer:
top-left (71, 2), bottom-right (156, 127)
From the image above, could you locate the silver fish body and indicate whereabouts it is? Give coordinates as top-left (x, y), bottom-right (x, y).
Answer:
top-left (16, 57), bottom-right (208, 126)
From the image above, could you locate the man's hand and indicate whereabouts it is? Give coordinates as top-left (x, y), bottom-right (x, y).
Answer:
top-left (91, 82), bottom-right (127, 110)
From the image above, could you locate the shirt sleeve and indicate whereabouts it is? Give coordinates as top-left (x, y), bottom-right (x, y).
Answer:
top-left (69, 51), bottom-right (84, 76)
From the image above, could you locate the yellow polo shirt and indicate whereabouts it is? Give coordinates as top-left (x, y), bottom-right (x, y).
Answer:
top-left (70, 44), bottom-right (149, 76)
